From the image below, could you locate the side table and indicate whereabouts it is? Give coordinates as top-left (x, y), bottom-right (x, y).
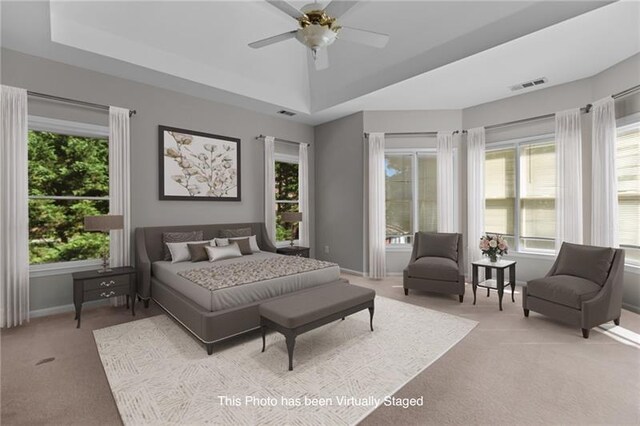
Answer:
top-left (471, 258), bottom-right (516, 311)
top-left (277, 246), bottom-right (310, 258)
top-left (72, 266), bottom-right (136, 328)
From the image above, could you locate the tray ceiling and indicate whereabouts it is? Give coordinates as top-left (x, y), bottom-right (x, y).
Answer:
top-left (2, 1), bottom-right (638, 124)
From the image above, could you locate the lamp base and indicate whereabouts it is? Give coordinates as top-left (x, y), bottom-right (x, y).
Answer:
top-left (97, 253), bottom-right (111, 274)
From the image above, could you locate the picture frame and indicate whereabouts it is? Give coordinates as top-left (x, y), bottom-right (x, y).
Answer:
top-left (159, 125), bottom-right (241, 201)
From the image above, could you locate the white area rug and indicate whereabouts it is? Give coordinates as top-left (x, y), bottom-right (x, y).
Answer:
top-left (94, 296), bottom-right (477, 425)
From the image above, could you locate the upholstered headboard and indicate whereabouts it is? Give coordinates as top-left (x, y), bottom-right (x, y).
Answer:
top-left (134, 222), bottom-right (276, 300)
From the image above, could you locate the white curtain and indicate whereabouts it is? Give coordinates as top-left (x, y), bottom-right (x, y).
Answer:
top-left (466, 127), bottom-right (485, 272)
top-left (264, 136), bottom-right (276, 243)
top-left (591, 97), bottom-right (618, 247)
top-left (555, 108), bottom-right (583, 251)
top-left (298, 143), bottom-right (310, 247)
top-left (437, 131), bottom-right (456, 232)
top-left (0, 85), bottom-right (29, 327)
top-left (368, 132), bottom-right (386, 279)
top-left (109, 107), bottom-right (131, 306)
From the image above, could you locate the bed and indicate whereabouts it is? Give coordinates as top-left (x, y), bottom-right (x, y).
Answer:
top-left (135, 223), bottom-right (341, 354)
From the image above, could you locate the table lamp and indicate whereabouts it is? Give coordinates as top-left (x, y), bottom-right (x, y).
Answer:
top-left (281, 211), bottom-right (302, 247)
top-left (84, 214), bottom-right (123, 273)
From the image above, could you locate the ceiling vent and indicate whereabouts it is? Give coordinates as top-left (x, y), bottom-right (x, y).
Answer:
top-left (510, 77), bottom-right (548, 92)
top-left (277, 110), bottom-right (296, 116)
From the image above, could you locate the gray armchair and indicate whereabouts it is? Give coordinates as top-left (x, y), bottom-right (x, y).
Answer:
top-left (523, 242), bottom-right (625, 338)
top-left (403, 232), bottom-right (465, 302)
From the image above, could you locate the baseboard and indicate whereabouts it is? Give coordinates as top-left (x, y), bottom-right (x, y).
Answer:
top-left (386, 272), bottom-right (403, 277)
top-left (623, 303), bottom-right (640, 315)
top-left (340, 268), bottom-right (365, 276)
top-left (30, 299), bottom-right (110, 319)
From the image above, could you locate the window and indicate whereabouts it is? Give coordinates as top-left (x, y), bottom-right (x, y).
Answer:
top-left (616, 121), bottom-right (640, 265)
top-left (485, 137), bottom-right (556, 253)
top-left (385, 151), bottom-right (439, 245)
top-left (28, 117), bottom-right (110, 265)
top-left (275, 157), bottom-right (299, 243)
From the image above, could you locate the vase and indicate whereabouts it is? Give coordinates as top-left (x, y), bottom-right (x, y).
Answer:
top-left (489, 254), bottom-right (498, 263)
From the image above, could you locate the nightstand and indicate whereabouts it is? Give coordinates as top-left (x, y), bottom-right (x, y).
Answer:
top-left (277, 246), bottom-right (310, 258)
top-left (72, 266), bottom-right (136, 328)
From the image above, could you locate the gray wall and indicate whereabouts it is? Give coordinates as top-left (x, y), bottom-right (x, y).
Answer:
top-left (314, 112), bottom-right (364, 272)
top-left (461, 53), bottom-right (640, 312)
top-left (314, 54), bottom-right (639, 312)
top-left (1, 48), bottom-right (315, 314)
top-left (363, 110), bottom-right (463, 274)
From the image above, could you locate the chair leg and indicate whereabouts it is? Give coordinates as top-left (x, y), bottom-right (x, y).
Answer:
top-left (581, 328), bottom-right (590, 339)
top-left (523, 308), bottom-right (529, 317)
top-left (404, 288), bottom-right (408, 296)
top-left (458, 294), bottom-right (464, 303)
top-left (614, 318), bottom-right (620, 326)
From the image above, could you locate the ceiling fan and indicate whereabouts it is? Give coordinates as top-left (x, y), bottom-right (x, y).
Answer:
top-left (249, 0), bottom-right (390, 70)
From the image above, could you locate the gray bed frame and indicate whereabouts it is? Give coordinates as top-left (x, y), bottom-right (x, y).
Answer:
top-left (135, 222), bottom-right (336, 355)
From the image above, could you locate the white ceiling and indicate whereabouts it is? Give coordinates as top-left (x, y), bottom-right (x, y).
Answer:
top-left (1, 1), bottom-right (638, 125)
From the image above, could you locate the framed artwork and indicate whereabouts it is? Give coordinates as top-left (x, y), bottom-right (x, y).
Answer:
top-left (159, 125), bottom-right (241, 201)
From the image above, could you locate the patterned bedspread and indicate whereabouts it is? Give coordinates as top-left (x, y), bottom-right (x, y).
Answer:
top-left (177, 256), bottom-right (338, 291)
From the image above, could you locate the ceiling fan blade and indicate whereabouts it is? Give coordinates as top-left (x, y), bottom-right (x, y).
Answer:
top-left (323, 1), bottom-right (359, 19)
top-left (339, 26), bottom-right (389, 48)
top-left (265, 0), bottom-right (305, 20)
top-left (249, 30), bottom-right (298, 49)
top-left (313, 48), bottom-right (329, 71)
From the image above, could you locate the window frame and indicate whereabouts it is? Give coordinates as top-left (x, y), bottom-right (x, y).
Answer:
top-left (485, 133), bottom-right (556, 256)
top-left (615, 113), bottom-right (640, 267)
top-left (274, 152), bottom-right (300, 248)
top-left (28, 116), bottom-right (110, 276)
top-left (384, 148), bottom-right (457, 252)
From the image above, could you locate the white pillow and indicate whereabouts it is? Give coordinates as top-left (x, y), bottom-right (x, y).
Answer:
top-left (167, 239), bottom-right (214, 263)
top-left (229, 235), bottom-right (260, 253)
top-left (214, 238), bottom-right (230, 247)
top-left (205, 243), bottom-right (243, 262)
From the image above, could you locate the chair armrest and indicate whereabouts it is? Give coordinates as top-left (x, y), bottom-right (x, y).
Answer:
top-left (456, 233), bottom-right (465, 276)
top-left (581, 249), bottom-right (625, 328)
top-left (135, 228), bottom-right (152, 299)
top-left (545, 250), bottom-right (563, 277)
top-left (409, 232), bottom-right (419, 264)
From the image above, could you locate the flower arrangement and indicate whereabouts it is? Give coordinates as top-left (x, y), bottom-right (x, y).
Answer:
top-left (479, 234), bottom-right (509, 262)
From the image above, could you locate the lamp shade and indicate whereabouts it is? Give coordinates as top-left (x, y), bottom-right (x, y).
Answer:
top-left (281, 211), bottom-right (302, 223)
top-left (84, 215), bottom-right (124, 232)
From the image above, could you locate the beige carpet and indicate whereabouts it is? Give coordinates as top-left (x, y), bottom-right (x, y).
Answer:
top-left (93, 296), bottom-right (476, 425)
top-left (2, 275), bottom-right (639, 425)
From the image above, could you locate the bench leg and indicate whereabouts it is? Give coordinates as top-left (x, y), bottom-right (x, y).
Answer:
top-left (285, 334), bottom-right (296, 371)
top-left (261, 326), bottom-right (266, 353)
top-left (368, 306), bottom-right (374, 332)
top-left (206, 343), bottom-right (214, 355)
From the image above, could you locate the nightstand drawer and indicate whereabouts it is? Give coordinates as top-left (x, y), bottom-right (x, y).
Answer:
top-left (84, 274), bottom-right (130, 291)
top-left (84, 285), bottom-right (130, 302)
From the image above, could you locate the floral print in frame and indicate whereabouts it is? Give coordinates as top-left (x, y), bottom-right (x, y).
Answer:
top-left (159, 126), bottom-right (241, 201)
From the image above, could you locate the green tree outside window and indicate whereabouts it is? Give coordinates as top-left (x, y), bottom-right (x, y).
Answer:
top-left (28, 130), bottom-right (110, 264)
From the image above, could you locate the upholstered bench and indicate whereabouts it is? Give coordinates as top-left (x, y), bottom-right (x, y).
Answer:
top-left (259, 281), bottom-right (375, 371)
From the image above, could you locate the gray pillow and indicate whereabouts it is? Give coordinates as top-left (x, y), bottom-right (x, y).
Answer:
top-left (555, 242), bottom-right (614, 286)
top-left (162, 231), bottom-right (203, 260)
top-left (187, 242), bottom-right (210, 262)
top-left (233, 237), bottom-right (253, 255)
top-left (416, 232), bottom-right (459, 262)
top-left (219, 227), bottom-right (252, 238)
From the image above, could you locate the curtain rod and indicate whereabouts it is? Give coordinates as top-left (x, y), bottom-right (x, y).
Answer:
top-left (363, 130), bottom-right (461, 138)
top-left (255, 134), bottom-right (309, 146)
top-left (27, 91), bottom-right (137, 117)
top-left (484, 84), bottom-right (640, 132)
top-left (612, 84), bottom-right (640, 100)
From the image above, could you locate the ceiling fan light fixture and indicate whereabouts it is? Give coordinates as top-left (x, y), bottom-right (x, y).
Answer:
top-left (295, 24), bottom-right (338, 50)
